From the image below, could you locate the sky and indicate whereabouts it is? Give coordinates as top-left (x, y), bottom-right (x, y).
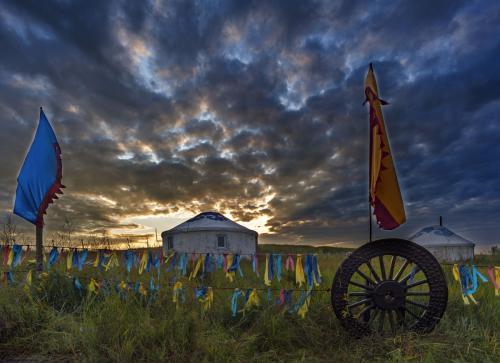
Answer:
top-left (0, 0), bottom-right (499, 249)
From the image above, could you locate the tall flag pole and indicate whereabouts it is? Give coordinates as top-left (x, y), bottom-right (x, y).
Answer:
top-left (13, 107), bottom-right (64, 272)
top-left (364, 64), bottom-right (406, 234)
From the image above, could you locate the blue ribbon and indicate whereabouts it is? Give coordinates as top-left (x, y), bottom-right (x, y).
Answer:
top-left (166, 252), bottom-right (178, 272)
top-left (71, 249), bottom-right (79, 269)
top-left (178, 253), bottom-right (188, 276)
top-left (216, 254), bottom-right (224, 269)
top-left (48, 247), bottom-right (59, 267)
top-left (312, 255), bottom-right (321, 284)
top-left (124, 250), bottom-right (134, 272)
top-left (276, 255), bottom-right (282, 282)
top-left (305, 254), bottom-right (313, 287)
top-left (195, 286), bottom-right (208, 299)
top-left (146, 251), bottom-right (153, 273)
top-left (73, 277), bottom-right (83, 291)
top-left (12, 244), bottom-right (23, 267)
top-left (267, 288), bottom-right (271, 304)
top-left (77, 250), bottom-right (88, 271)
top-left (284, 290), bottom-right (292, 306)
top-left (268, 254), bottom-right (274, 281)
top-left (292, 290), bottom-right (312, 313)
top-left (152, 252), bottom-right (161, 280)
top-left (231, 289), bottom-right (242, 317)
top-left (459, 265), bottom-right (488, 296)
top-left (6, 271), bottom-right (14, 283)
top-left (228, 254), bottom-right (243, 277)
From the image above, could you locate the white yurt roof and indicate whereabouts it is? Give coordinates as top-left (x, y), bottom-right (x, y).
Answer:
top-left (410, 225), bottom-right (474, 248)
top-left (162, 211), bottom-right (257, 236)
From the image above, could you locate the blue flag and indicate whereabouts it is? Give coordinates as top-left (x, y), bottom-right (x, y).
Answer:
top-left (13, 108), bottom-right (64, 226)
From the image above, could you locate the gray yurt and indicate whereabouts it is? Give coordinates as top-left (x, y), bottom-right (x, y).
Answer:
top-left (410, 218), bottom-right (474, 262)
top-left (161, 211), bottom-right (258, 255)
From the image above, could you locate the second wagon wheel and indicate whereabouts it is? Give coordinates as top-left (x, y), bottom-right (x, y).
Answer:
top-left (331, 238), bottom-right (448, 336)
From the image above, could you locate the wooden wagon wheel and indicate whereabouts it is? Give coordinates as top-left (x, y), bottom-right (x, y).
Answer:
top-left (331, 238), bottom-right (448, 336)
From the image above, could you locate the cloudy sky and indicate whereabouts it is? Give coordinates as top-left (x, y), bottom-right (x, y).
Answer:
top-left (0, 0), bottom-right (499, 248)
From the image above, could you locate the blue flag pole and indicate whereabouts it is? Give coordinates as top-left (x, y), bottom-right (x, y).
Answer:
top-left (13, 107), bottom-right (64, 272)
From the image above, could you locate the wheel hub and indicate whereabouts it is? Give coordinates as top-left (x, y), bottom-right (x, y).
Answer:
top-left (372, 280), bottom-right (406, 310)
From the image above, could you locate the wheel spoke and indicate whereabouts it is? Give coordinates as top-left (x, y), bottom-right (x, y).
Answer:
top-left (368, 308), bottom-right (380, 326)
top-left (405, 299), bottom-right (428, 310)
top-left (399, 266), bottom-right (421, 284)
top-left (388, 256), bottom-right (397, 279)
top-left (388, 310), bottom-right (396, 333)
top-left (349, 280), bottom-right (374, 290)
top-left (355, 304), bottom-right (374, 320)
top-left (366, 260), bottom-right (382, 283)
top-left (379, 256), bottom-right (387, 280)
top-left (348, 291), bottom-right (371, 297)
top-left (393, 259), bottom-right (410, 281)
top-left (406, 291), bottom-right (430, 296)
top-left (395, 308), bottom-right (407, 327)
top-left (348, 298), bottom-right (373, 309)
top-left (355, 269), bottom-right (376, 286)
top-left (403, 306), bottom-right (421, 320)
top-left (378, 310), bottom-right (386, 333)
top-left (405, 279), bottom-right (428, 290)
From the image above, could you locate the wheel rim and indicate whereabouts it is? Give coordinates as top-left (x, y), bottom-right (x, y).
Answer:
top-left (331, 239), bottom-right (448, 336)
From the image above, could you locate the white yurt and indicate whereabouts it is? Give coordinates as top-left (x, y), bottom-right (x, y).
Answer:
top-left (410, 218), bottom-right (475, 262)
top-left (161, 211), bottom-right (258, 255)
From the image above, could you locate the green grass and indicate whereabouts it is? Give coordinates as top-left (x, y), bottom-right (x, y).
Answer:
top-left (0, 251), bottom-right (498, 362)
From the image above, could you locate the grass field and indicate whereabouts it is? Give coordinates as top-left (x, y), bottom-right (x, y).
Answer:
top-left (0, 246), bottom-right (498, 362)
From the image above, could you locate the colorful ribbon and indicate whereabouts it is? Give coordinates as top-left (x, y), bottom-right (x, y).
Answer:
top-left (487, 266), bottom-right (500, 296)
top-left (285, 254), bottom-right (295, 271)
top-left (172, 281), bottom-right (185, 307)
top-left (231, 288), bottom-right (242, 317)
top-left (195, 286), bottom-right (214, 311)
top-left (293, 290), bottom-right (312, 319)
top-left (123, 250), bottom-right (134, 272)
top-left (139, 251), bottom-right (148, 274)
top-left (245, 288), bottom-right (259, 310)
top-left (276, 255), bottom-right (282, 282)
top-left (48, 247), bottom-right (59, 267)
top-left (295, 254), bottom-right (305, 287)
top-left (11, 244), bottom-right (23, 267)
top-left (252, 254), bottom-right (259, 276)
top-left (264, 254), bottom-right (270, 286)
top-left (189, 254), bottom-right (205, 280)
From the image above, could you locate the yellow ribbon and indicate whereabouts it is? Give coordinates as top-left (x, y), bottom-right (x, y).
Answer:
top-left (495, 267), bottom-right (500, 296)
top-left (139, 282), bottom-right (148, 296)
top-left (93, 251), bottom-right (100, 267)
top-left (199, 287), bottom-right (214, 311)
top-left (24, 270), bottom-right (32, 294)
top-left (88, 278), bottom-right (99, 294)
top-left (66, 250), bottom-right (73, 271)
top-left (295, 255), bottom-right (305, 287)
top-left (138, 251), bottom-right (148, 274)
top-left (452, 264), bottom-right (460, 281)
top-left (226, 254), bottom-right (235, 282)
top-left (173, 281), bottom-right (183, 308)
top-left (297, 294), bottom-right (311, 319)
top-left (104, 252), bottom-right (119, 271)
top-left (119, 280), bottom-right (127, 290)
top-left (7, 248), bottom-right (14, 267)
top-left (245, 288), bottom-right (259, 310)
top-left (189, 255), bottom-right (205, 280)
top-left (264, 254), bottom-right (270, 286)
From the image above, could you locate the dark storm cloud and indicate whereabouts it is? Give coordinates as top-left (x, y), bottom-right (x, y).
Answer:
top-left (0, 0), bottom-right (499, 247)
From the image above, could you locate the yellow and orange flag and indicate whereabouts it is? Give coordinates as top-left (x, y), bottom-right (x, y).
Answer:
top-left (364, 63), bottom-right (406, 230)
